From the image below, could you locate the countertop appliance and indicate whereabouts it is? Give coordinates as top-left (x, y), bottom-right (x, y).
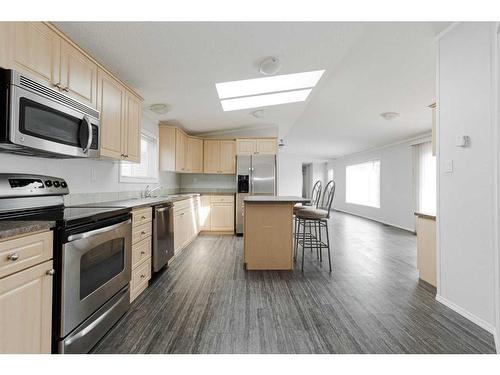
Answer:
top-left (0, 174), bottom-right (131, 354)
top-left (152, 203), bottom-right (174, 272)
top-left (0, 68), bottom-right (100, 158)
top-left (236, 155), bottom-right (277, 235)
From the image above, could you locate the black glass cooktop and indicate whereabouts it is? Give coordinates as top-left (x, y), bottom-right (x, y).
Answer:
top-left (0, 204), bottom-right (130, 227)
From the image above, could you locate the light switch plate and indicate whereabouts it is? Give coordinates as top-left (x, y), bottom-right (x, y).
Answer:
top-left (444, 160), bottom-right (453, 173)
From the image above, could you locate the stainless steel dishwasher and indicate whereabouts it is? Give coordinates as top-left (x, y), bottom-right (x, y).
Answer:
top-left (152, 202), bottom-right (174, 272)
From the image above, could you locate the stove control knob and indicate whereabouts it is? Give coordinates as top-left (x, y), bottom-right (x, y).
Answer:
top-left (53, 181), bottom-right (60, 188)
top-left (61, 181), bottom-right (67, 188)
top-left (45, 180), bottom-right (53, 187)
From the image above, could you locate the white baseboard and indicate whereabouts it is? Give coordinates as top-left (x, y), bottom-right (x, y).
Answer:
top-left (333, 208), bottom-right (416, 233)
top-left (435, 294), bottom-right (497, 336)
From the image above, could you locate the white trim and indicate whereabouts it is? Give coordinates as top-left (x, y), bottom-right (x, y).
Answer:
top-left (435, 294), bottom-right (496, 335)
top-left (333, 208), bottom-right (415, 233)
top-left (332, 132), bottom-right (432, 160)
top-left (435, 22), bottom-right (460, 41)
top-left (494, 21), bottom-right (500, 355)
top-left (435, 22), bottom-right (442, 298)
top-left (119, 130), bottom-right (159, 184)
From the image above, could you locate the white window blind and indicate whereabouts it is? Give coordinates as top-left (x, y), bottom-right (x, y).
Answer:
top-left (345, 160), bottom-right (380, 208)
top-left (416, 141), bottom-right (436, 215)
top-left (120, 132), bottom-right (159, 183)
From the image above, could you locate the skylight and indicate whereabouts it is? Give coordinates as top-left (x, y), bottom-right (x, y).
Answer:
top-left (220, 89), bottom-right (312, 112)
top-left (215, 70), bottom-right (324, 111)
top-left (216, 70), bottom-right (324, 99)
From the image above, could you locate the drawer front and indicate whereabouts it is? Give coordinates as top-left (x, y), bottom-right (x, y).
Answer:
top-left (132, 222), bottom-right (152, 245)
top-left (130, 257), bottom-right (151, 301)
top-left (173, 198), bottom-right (194, 213)
top-left (210, 195), bottom-right (235, 203)
top-left (0, 231), bottom-right (53, 279)
top-left (132, 237), bottom-right (152, 270)
top-left (132, 207), bottom-right (152, 227)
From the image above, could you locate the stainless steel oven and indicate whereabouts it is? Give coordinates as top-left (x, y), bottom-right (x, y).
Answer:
top-left (0, 68), bottom-right (100, 158)
top-left (59, 215), bottom-right (131, 353)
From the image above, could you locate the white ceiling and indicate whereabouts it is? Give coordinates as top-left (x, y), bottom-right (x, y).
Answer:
top-left (54, 22), bottom-right (449, 158)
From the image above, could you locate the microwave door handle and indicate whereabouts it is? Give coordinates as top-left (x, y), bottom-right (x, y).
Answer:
top-left (81, 115), bottom-right (92, 154)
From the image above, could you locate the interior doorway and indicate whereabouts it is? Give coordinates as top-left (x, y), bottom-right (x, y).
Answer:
top-left (302, 163), bottom-right (312, 198)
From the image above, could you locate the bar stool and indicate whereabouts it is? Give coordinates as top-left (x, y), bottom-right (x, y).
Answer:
top-left (295, 180), bottom-right (336, 272)
top-left (293, 180), bottom-right (322, 260)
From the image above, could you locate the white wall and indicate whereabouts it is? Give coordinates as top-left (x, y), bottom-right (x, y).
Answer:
top-left (277, 152), bottom-right (327, 196)
top-left (0, 112), bottom-right (180, 194)
top-left (437, 22), bottom-right (497, 334)
top-left (329, 136), bottom-right (428, 232)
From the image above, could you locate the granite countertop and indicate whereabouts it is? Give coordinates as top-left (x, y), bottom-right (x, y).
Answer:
top-left (0, 221), bottom-right (55, 240)
top-left (244, 196), bottom-right (310, 203)
top-left (80, 194), bottom-right (202, 209)
top-left (414, 212), bottom-right (436, 220)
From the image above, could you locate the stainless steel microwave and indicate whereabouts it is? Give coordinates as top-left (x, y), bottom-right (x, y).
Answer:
top-left (0, 68), bottom-right (100, 158)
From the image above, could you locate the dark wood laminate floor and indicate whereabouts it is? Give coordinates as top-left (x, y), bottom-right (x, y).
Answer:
top-left (92, 212), bottom-right (496, 354)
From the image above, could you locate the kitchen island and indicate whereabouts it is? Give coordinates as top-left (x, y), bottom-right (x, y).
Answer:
top-left (244, 196), bottom-right (309, 270)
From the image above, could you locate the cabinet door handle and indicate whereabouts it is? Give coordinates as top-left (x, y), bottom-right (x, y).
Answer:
top-left (62, 87), bottom-right (70, 92)
top-left (141, 251), bottom-right (146, 255)
top-left (141, 231), bottom-right (146, 235)
top-left (53, 83), bottom-right (62, 90)
top-left (46, 269), bottom-right (55, 276)
top-left (141, 215), bottom-right (146, 219)
top-left (140, 274), bottom-right (145, 279)
top-left (7, 253), bottom-right (19, 261)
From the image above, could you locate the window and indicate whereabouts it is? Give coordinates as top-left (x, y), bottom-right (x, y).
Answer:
top-left (327, 167), bottom-right (334, 182)
top-left (415, 141), bottom-right (436, 215)
top-left (345, 160), bottom-right (380, 208)
top-left (120, 132), bottom-right (159, 183)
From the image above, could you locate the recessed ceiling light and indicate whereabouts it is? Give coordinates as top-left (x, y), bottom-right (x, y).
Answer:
top-left (259, 57), bottom-right (282, 76)
top-left (215, 70), bottom-right (325, 100)
top-left (251, 109), bottom-right (266, 118)
top-left (149, 103), bottom-right (170, 114)
top-left (380, 112), bottom-right (400, 121)
top-left (220, 89), bottom-right (312, 112)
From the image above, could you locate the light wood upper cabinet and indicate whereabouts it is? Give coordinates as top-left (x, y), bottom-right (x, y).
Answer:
top-left (159, 126), bottom-right (176, 171)
top-left (220, 140), bottom-right (236, 173)
top-left (236, 139), bottom-right (256, 155)
top-left (203, 139), bottom-right (220, 174)
top-left (203, 139), bottom-right (235, 174)
top-left (98, 68), bottom-right (126, 160)
top-left (124, 92), bottom-right (142, 163)
top-left (175, 129), bottom-right (187, 172)
top-left (0, 260), bottom-right (53, 354)
top-left (60, 39), bottom-right (98, 109)
top-left (186, 137), bottom-right (203, 173)
top-left (236, 138), bottom-right (277, 155)
top-left (0, 22), bottom-right (10, 68)
top-left (256, 139), bottom-right (277, 155)
top-left (9, 22), bottom-right (60, 86)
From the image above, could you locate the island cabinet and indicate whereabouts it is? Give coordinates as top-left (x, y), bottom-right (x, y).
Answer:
top-left (0, 230), bottom-right (54, 354)
top-left (203, 139), bottom-right (236, 174)
top-left (236, 138), bottom-right (278, 155)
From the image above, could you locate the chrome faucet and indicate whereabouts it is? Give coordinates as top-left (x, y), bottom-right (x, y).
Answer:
top-left (143, 185), bottom-right (162, 198)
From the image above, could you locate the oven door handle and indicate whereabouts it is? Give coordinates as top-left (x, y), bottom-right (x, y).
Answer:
top-left (67, 219), bottom-right (131, 242)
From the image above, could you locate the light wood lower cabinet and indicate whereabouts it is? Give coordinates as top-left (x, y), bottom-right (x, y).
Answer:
top-left (130, 207), bottom-right (152, 302)
top-left (198, 195), bottom-right (234, 233)
top-left (0, 230), bottom-right (54, 354)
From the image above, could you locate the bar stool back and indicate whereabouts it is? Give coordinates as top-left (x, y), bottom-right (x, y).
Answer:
top-left (296, 180), bottom-right (336, 272)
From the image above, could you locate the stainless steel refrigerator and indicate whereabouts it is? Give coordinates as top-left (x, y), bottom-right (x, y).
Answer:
top-left (236, 154), bottom-right (277, 235)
